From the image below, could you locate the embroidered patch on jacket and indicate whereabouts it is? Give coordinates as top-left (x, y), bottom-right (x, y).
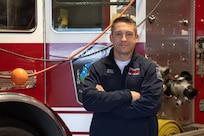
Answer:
top-left (107, 68), bottom-right (114, 74)
top-left (128, 67), bottom-right (140, 75)
top-left (156, 67), bottom-right (163, 80)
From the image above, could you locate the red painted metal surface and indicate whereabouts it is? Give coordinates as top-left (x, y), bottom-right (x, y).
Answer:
top-left (0, 43), bottom-right (45, 103)
top-left (194, 0), bottom-right (204, 124)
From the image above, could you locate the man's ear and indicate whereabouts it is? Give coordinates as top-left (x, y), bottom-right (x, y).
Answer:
top-left (135, 34), bottom-right (139, 42)
top-left (136, 34), bottom-right (139, 38)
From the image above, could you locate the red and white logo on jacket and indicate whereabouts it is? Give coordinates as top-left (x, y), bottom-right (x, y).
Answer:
top-left (128, 68), bottom-right (140, 75)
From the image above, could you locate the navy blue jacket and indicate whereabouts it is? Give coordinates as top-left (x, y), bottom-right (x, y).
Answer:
top-left (82, 48), bottom-right (163, 136)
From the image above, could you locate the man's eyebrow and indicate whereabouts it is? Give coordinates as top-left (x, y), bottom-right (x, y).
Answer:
top-left (114, 30), bottom-right (133, 33)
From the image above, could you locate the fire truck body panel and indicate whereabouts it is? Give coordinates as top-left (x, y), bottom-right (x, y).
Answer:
top-left (0, 0), bottom-right (45, 102)
top-left (195, 0), bottom-right (204, 124)
top-left (0, 0), bottom-right (204, 135)
top-left (0, 0), bottom-right (72, 135)
top-left (44, 1), bottom-right (114, 134)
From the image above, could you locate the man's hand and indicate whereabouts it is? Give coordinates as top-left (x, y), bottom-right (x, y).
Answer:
top-left (96, 84), bottom-right (105, 92)
top-left (130, 91), bottom-right (140, 102)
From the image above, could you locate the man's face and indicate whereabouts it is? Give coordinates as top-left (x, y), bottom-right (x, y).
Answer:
top-left (110, 22), bottom-right (138, 59)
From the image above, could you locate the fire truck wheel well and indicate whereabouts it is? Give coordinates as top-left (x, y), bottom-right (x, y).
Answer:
top-left (0, 101), bottom-right (67, 136)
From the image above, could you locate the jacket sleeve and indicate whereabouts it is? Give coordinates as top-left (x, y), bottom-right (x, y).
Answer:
top-left (111, 64), bottom-right (163, 119)
top-left (82, 63), bottom-right (132, 113)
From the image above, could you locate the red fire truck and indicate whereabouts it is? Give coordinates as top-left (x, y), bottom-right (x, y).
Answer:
top-left (0, 0), bottom-right (204, 136)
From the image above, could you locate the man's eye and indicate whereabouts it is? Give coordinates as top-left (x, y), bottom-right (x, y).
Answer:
top-left (126, 33), bottom-right (133, 36)
top-left (115, 33), bottom-right (122, 36)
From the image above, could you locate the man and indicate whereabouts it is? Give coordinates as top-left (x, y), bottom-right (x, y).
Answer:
top-left (82, 16), bottom-right (163, 136)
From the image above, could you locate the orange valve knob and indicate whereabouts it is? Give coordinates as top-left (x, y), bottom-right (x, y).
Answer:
top-left (11, 68), bottom-right (28, 85)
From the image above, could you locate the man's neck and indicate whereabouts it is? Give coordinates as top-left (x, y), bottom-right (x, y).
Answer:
top-left (114, 53), bottom-right (132, 61)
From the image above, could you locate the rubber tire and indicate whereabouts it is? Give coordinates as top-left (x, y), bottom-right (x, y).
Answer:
top-left (0, 117), bottom-right (40, 136)
top-left (0, 127), bottom-right (34, 136)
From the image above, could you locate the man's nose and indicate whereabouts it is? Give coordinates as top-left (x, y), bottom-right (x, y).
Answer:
top-left (121, 34), bottom-right (127, 41)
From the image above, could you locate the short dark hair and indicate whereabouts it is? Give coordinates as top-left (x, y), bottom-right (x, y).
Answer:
top-left (111, 16), bottom-right (137, 34)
